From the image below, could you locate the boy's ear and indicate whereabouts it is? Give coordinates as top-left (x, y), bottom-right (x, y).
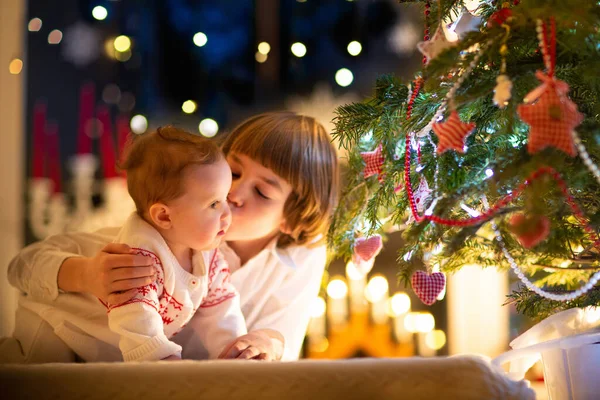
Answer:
top-left (148, 203), bottom-right (172, 229)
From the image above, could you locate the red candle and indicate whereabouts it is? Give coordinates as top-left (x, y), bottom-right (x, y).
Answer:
top-left (32, 102), bottom-right (47, 178)
top-left (46, 122), bottom-right (62, 194)
top-left (117, 114), bottom-right (131, 159)
top-left (97, 105), bottom-right (119, 178)
top-left (77, 83), bottom-right (95, 155)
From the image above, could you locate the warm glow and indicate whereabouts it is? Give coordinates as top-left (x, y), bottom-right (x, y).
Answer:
top-left (310, 296), bottom-right (326, 318)
top-left (365, 275), bottom-right (388, 302)
top-left (258, 42), bottom-right (271, 55)
top-left (416, 312), bottom-right (435, 333)
top-left (345, 261), bottom-right (365, 281)
top-left (335, 68), bottom-right (354, 87)
top-left (291, 42), bottom-right (307, 57)
top-left (115, 49), bottom-right (131, 62)
top-left (586, 307), bottom-right (600, 325)
top-left (405, 312), bottom-right (435, 333)
top-left (347, 41), bottom-right (362, 56)
top-left (130, 115), bottom-right (148, 134)
top-left (193, 32), bottom-right (208, 47)
top-left (255, 52), bottom-right (268, 63)
top-left (327, 278), bottom-right (348, 300)
top-left (425, 330), bottom-right (447, 350)
top-left (114, 35), bottom-right (131, 52)
top-left (92, 6), bottom-right (108, 21)
top-left (199, 118), bottom-right (219, 137)
top-left (48, 30), bottom-right (63, 44)
top-left (181, 100), bottom-right (197, 114)
top-left (28, 18), bottom-right (42, 32)
top-left (389, 292), bottom-right (411, 316)
top-left (9, 59), bottom-right (23, 75)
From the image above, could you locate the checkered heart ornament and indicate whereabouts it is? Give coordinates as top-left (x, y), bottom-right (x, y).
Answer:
top-left (411, 271), bottom-right (446, 306)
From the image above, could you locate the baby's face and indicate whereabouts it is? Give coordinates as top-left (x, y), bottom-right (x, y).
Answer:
top-left (224, 153), bottom-right (293, 243)
top-left (167, 159), bottom-right (232, 251)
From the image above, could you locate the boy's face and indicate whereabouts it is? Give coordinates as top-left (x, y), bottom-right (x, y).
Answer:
top-left (224, 153), bottom-right (293, 243)
top-left (166, 159), bottom-right (232, 251)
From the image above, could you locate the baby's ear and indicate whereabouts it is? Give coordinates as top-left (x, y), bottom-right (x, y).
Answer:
top-left (148, 203), bottom-right (172, 229)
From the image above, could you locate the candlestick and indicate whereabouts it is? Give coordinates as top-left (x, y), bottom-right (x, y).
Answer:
top-left (327, 277), bottom-right (349, 329)
top-left (365, 275), bottom-right (389, 325)
top-left (390, 292), bottom-right (412, 343)
top-left (32, 103), bottom-right (47, 178)
top-left (308, 296), bottom-right (327, 346)
top-left (77, 83), bottom-right (95, 155)
top-left (346, 261), bottom-right (367, 313)
top-left (45, 122), bottom-right (62, 194)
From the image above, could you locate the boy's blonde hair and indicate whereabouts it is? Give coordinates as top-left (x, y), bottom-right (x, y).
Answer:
top-left (120, 126), bottom-right (223, 215)
top-left (221, 112), bottom-right (339, 248)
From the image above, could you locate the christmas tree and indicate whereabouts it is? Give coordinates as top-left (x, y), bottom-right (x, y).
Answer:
top-left (329, 0), bottom-right (600, 320)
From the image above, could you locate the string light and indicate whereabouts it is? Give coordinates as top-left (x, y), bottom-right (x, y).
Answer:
top-left (347, 41), bottom-right (362, 56)
top-left (257, 42), bottom-right (271, 55)
top-left (130, 115), bottom-right (148, 134)
top-left (255, 52), bottom-right (268, 63)
top-left (9, 59), bottom-right (23, 75)
top-left (425, 330), bottom-right (446, 350)
top-left (48, 30), bottom-right (63, 44)
top-left (365, 275), bottom-right (388, 302)
top-left (92, 6), bottom-right (108, 21)
top-left (193, 32), bottom-right (208, 47)
top-left (199, 118), bottom-right (219, 137)
top-left (291, 42), bottom-right (307, 57)
top-left (181, 100), bottom-right (197, 114)
top-left (28, 18), bottom-right (42, 32)
top-left (114, 35), bottom-right (131, 52)
top-left (335, 68), bottom-right (354, 87)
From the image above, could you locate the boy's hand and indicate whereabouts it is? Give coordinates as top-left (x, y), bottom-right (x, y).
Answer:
top-left (77, 243), bottom-right (155, 304)
top-left (218, 329), bottom-right (285, 361)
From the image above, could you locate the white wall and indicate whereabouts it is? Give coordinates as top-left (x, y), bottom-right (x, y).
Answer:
top-left (0, 0), bottom-right (25, 337)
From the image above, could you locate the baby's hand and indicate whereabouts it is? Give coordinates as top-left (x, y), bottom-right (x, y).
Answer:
top-left (162, 355), bottom-right (181, 361)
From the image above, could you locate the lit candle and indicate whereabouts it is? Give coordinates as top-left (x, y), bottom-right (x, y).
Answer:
top-left (77, 83), bottom-right (95, 155)
top-left (413, 312), bottom-right (436, 357)
top-left (389, 292), bottom-right (412, 343)
top-left (346, 261), bottom-right (367, 313)
top-left (45, 122), bottom-right (62, 194)
top-left (327, 277), bottom-right (348, 328)
top-left (365, 275), bottom-right (389, 325)
top-left (97, 106), bottom-right (118, 178)
top-left (307, 296), bottom-right (327, 344)
top-left (31, 103), bottom-right (47, 178)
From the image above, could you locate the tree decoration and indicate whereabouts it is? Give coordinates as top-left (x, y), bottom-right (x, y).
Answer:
top-left (508, 213), bottom-right (551, 249)
top-left (432, 111), bottom-right (476, 154)
top-left (411, 271), bottom-right (446, 306)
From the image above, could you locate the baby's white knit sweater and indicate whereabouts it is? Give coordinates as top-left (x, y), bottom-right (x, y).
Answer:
top-left (19, 214), bottom-right (247, 362)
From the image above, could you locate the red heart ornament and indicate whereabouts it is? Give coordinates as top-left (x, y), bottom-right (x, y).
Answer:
top-left (411, 271), bottom-right (446, 306)
top-left (509, 214), bottom-right (551, 249)
top-left (352, 235), bottom-right (383, 264)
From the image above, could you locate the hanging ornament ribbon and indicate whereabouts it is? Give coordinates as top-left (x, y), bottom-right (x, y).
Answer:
top-left (523, 71), bottom-right (570, 104)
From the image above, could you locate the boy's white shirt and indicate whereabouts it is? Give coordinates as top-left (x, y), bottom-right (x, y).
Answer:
top-left (8, 225), bottom-right (327, 361)
top-left (12, 214), bottom-right (247, 362)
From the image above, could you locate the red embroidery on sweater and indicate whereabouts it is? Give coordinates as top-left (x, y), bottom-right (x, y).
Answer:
top-left (137, 286), bottom-right (150, 296)
top-left (200, 292), bottom-right (236, 308)
top-left (109, 297), bottom-right (159, 312)
top-left (162, 315), bottom-right (174, 325)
